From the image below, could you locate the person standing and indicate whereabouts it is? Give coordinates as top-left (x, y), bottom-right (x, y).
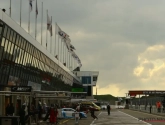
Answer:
top-left (49, 104), bottom-right (55, 125)
top-left (6, 103), bottom-right (10, 116)
top-left (38, 100), bottom-right (42, 120)
top-left (9, 103), bottom-right (15, 116)
top-left (149, 103), bottom-right (152, 114)
top-left (107, 104), bottom-right (111, 115)
top-left (19, 105), bottom-right (26, 125)
top-left (54, 107), bottom-right (58, 124)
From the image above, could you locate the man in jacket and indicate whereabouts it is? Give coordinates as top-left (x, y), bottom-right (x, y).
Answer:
top-left (107, 104), bottom-right (111, 115)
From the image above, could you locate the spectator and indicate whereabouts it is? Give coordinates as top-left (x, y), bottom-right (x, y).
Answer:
top-left (6, 103), bottom-right (10, 116)
top-left (149, 103), bottom-right (152, 114)
top-left (9, 103), bottom-right (15, 116)
top-left (49, 104), bottom-right (55, 124)
top-left (107, 104), bottom-right (111, 115)
top-left (38, 100), bottom-right (42, 120)
top-left (19, 105), bottom-right (26, 125)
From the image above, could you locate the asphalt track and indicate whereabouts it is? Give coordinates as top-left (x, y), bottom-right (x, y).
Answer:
top-left (56, 109), bottom-right (156, 125)
top-left (39, 109), bottom-right (165, 125)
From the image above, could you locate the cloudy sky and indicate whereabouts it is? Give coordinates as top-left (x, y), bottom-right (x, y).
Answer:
top-left (1, 0), bottom-right (165, 97)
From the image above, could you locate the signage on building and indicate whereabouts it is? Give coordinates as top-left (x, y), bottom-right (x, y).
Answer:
top-left (28, 81), bottom-right (41, 90)
top-left (129, 90), bottom-right (165, 96)
top-left (71, 88), bottom-right (83, 92)
top-left (11, 86), bottom-right (32, 92)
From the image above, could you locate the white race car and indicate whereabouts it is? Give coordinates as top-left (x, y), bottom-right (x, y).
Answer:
top-left (58, 108), bottom-right (87, 119)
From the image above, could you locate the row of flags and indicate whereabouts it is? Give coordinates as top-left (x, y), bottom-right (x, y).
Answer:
top-left (28, 0), bottom-right (82, 68)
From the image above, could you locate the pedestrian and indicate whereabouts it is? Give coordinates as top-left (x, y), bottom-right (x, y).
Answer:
top-left (19, 105), bottom-right (26, 125)
top-left (9, 103), bottom-right (15, 116)
top-left (149, 103), bottom-right (152, 114)
top-left (54, 107), bottom-right (58, 124)
top-left (38, 100), bottom-right (42, 120)
top-left (90, 107), bottom-right (98, 119)
top-left (49, 104), bottom-right (55, 125)
top-left (107, 104), bottom-right (111, 115)
top-left (6, 103), bottom-right (10, 116)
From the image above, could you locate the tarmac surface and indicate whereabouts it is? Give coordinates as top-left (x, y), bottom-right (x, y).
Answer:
top-left (38, 109), bottom-right (165, 125)
top-left (55, 109), bottom-right (150, 125)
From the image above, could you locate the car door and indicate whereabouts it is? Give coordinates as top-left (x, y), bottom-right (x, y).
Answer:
top-left (64, 109), bottom-right (70, 117)
top-left (67, 108), bottom-right (74, 118)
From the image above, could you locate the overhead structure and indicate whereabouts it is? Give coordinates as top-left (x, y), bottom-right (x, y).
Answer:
top-left (128, 90), bottom-right (165, 96)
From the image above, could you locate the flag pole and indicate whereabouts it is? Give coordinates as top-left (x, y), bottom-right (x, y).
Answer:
top-left (35, 0), bottom-right (37, 40)
top-left (46, 9), bottom-right (48, 50)
top-left (63, 42), bottom-right (65, 65)
top-left (61, 39), bottom-right (63, 63)
top-left (20, 0), bottom-right (22, 26)
top-left (50, 16), bottom-right (52, 54)
top-left (9, 0), bottom-right (11, 17)
top-left (28, 0), bottom-right (30, 33)
top-left (41, 2), bottom-right (43, 45)
top-left (57, 28), bottom-right (60, 62)
top-left (54, 22), bottom-right (57, 56)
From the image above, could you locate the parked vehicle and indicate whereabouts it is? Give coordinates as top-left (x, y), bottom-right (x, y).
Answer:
top-left (101, 105), bottom-right (107, 110)
top-left (59, 108), bottom-right (87, 119)
top-left (80, 101), bottom-right (101, 111)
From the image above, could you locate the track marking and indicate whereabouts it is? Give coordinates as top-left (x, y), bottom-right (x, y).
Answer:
top-left (119, 110), bottom-right (152, 125)
top-left (125, 109), bottom-right (165, 118)
top-left (90, 111), bottom-right (102, 125)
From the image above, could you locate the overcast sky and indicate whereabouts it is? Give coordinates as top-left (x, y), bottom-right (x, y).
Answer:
top-left (1, 0), bottom-right (165, 97)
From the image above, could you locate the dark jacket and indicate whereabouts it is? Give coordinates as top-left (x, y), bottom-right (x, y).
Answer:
top-left (107, 105), bottom-right (111, 110)
top-left (19, 105), bottom-right (25, 123)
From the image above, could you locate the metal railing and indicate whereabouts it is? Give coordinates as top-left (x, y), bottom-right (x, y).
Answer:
top-left (129, 105), bottom-right (165, 115)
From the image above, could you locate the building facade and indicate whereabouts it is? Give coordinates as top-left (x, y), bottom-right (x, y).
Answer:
top-left (73, 71), bottom-right (99, 97)
top-left (0, 10), bottom-right (82, 115)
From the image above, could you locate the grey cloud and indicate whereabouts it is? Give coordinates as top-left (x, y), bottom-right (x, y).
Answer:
top-left (2, 0), bottom-right (165, 96)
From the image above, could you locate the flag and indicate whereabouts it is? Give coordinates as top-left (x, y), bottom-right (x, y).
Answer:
top-left (49, 17), bottom-right (53, 36)
top-left (70, 44), bottom-right (76, 50)
top-left (63, 63), bottom-right (66, 66)
top-left (36, 0), bottom-right (38, 17)
top-left (65, 37), bottom-right (71, 51)
top-left (47, 12), bottom-right (51, 30)
top-left (47, 12), bottom-right (52, 36)
top-left (56, 24), bottom-right (69, 39)
top-left (29, 0), bottom-right (33, 12)
top-left (55, 55), bottom-right (58, 60)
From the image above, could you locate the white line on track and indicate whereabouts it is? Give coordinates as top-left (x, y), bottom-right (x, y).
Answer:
top-left (119, 110), bottom-right (152, 125)
top-left (90, 111), bottom-right (102, 125)
top-left (128, 109), bottom-right (165, 117)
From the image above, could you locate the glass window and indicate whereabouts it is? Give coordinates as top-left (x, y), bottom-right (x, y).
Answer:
top-left (0, 21), bottom-right (3, 35)
top-left (3, 39), bottom-right (8, 59)
top-left (23, 52), bottom-right (28, 66)
top-left (18, 37), bottom-right (22, 47)
top-left (9, 43), bottom-right (14, 61)
top-left (12, 32), bottom-right (16, 44)
top-left (3, 25), bottom-right (7, 37)
top-left (9, 30), bottom-right (13, 42)
top-left (25, 43), bottom-right (29, 52)
top-left (1, 37), bottom-right (5, 47)
top-left (20, 39), bottom-right (24, 49)
top-left (15, 35), bottom-right (19, 46)
top-left (7, 41), bottom-right (11, 56)
top-left (6, 27), bottom-right (10, 40)
top-left (18, 49), bottom-right (23, 64)
top-left (22, 40), bottom-right (27, 50)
